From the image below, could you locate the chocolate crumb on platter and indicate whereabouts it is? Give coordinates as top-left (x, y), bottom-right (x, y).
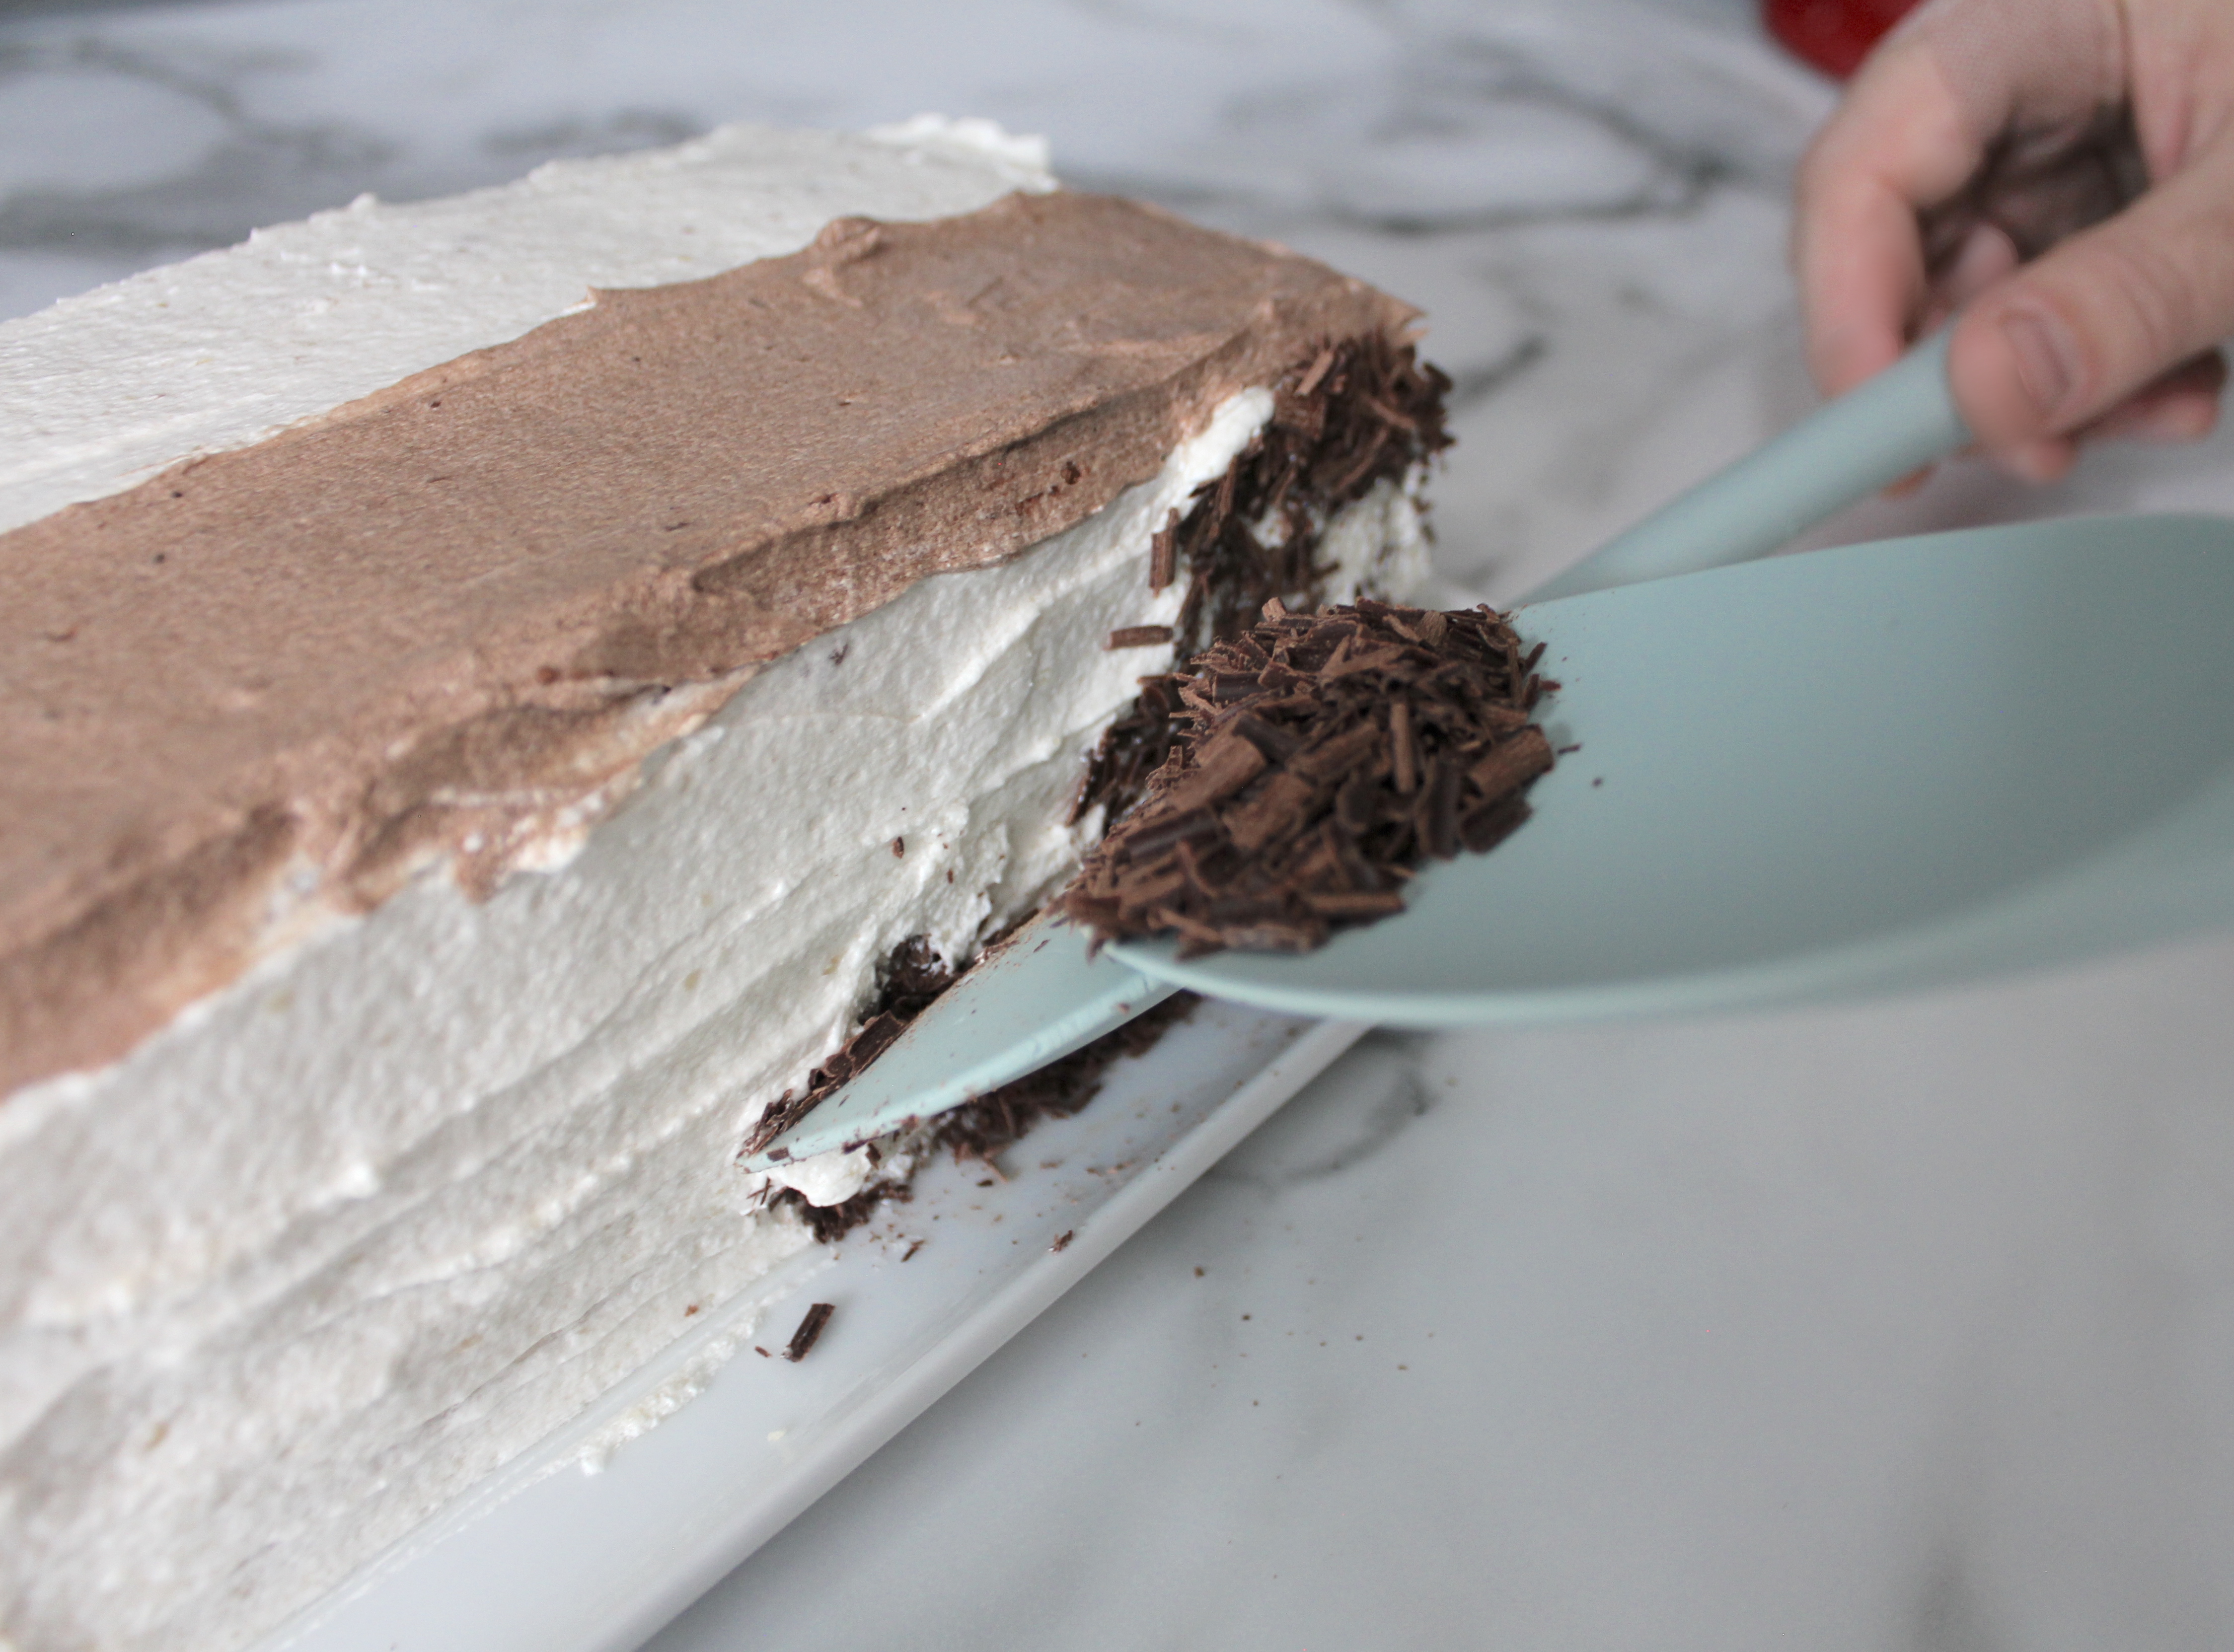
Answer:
top-left (783, 1302), bottom-right (836, 1363)
top-left (1062, 597), bottom-right (1557, 959)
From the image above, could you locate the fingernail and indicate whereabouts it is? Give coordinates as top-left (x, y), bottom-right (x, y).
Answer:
top-left (2002, 310), bottom-right (2079, 424)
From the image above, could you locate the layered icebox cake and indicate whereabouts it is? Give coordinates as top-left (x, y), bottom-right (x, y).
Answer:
top-left (0, 119), bottom-right (1449, 1651)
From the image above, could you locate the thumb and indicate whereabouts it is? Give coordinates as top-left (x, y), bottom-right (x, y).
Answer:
top-left (1948, 143), bottom-right (2234, 467)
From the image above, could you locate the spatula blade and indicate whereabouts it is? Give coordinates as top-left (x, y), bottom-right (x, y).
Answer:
top-left (740, 913), bottom-right (1176, 1171)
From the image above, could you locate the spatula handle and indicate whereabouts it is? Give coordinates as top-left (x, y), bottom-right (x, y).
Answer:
top-left (1527, 332), bottom-right (1968, 602)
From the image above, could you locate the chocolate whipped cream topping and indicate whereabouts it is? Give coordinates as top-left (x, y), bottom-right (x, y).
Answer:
top-left (0, 190), bottom-right (1415, 1098)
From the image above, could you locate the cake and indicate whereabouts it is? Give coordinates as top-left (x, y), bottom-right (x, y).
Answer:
top-left (0, 120), bottom-right (1447, 1652)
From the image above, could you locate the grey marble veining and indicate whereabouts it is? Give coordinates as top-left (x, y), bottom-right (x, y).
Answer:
top-left (8, 2), bottom-right (2234, 1647)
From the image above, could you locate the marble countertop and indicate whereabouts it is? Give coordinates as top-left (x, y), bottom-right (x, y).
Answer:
top-left (8, 1), bottom-right (2234, 1646)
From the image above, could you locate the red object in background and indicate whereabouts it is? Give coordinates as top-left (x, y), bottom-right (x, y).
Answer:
top-left (1763, 0), bottom-right (1924, 78)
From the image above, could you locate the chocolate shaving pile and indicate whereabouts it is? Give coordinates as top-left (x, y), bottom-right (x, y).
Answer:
top-left (1062, 597), bottom-right (1556, 957)
top-left (741, 333), bottom-right (1449, 1192)
top-left (1074, 332), bottom-right (1451, 829)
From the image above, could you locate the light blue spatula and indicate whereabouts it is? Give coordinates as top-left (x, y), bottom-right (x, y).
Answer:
top-left (744, 337), bottom-right (2234, 1169)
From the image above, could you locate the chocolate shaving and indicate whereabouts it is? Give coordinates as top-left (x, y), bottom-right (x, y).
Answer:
top-left (1074, 331), bottom-right (1450, 828)
top-left (1149, 516), bottom-right (1179, 592)
top-left (1107, 625), bottom-right (1175, 650)
top-left (1061, 598), bottom-right (1555, 958)
top-left (1389, 699), bottom-right (1417, 795)
top-left (783, 1302), bottom-right (835, 1362)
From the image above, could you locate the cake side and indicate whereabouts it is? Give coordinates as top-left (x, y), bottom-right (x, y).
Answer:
top-left (0, 189), bottom-right (1414, 1102)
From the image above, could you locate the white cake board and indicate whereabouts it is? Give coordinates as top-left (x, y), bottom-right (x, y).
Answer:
top-left (251, 1004), bottom-right (1364, 1652)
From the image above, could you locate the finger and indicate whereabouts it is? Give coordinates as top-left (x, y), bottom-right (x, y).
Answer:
top-left (2080, 349), bottom-right (2227, 441)
top-left (1794, 36), bottom-right (1982, 395)
top-left (1936, 220), bottom-right (2019, 309)
top-left (1948, 146), bottom-right (2234, 452)
top-left (1916, 220), bottom-right (2021, 338)
top-left (2000, 435), bottom-right (2080, 483)
top-left (2089, 388), bottom-right (2222, 441)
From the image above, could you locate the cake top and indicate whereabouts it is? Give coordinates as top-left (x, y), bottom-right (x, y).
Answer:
top-left (0, 120), bottom-right (1056, 540)
top-left (0, 182), bottom-right (1414, 1101)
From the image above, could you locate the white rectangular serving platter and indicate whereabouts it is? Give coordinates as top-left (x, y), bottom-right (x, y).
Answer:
top-left (253, 1003), bottom-right (1365, 1652)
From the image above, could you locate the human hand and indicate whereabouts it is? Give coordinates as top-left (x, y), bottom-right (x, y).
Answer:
top-left (1793, 0), bottom-right (2234, 481)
